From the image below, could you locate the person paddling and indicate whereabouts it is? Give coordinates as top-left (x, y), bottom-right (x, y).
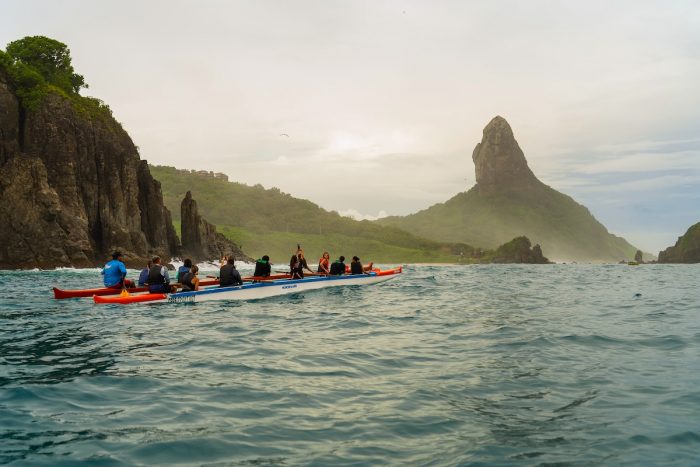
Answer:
top-left (254, 255), bottom-right (271, 277)
top-left (219, 256), bottom-right (243, 287)
top-left (101, 251), bottom-right (132, 288)
top-left (138, 260), bottom-right (152, 286)
top-left (290, 248), bottom-right (313, 279)
top-left (329, 256), bottom-right (346, 275)
top-left (317, 251), bottom-right (330, 274)
top-left (350, 256), bottom-right (369, 275)
top-left (181, 265), bottom-right (200, 291)
top-left (177, 258), bottom-right (193, 283)
top-left (147, 256), bottom-right (171, 294)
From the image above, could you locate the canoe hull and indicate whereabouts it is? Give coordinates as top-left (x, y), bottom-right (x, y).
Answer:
top-left (93, 268), bottom-right (402, 305)
top-left (55, 279), bottom-right (220, 299)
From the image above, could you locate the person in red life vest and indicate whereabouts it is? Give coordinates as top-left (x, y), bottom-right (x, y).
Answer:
top-left (317, 251), bottom-right (330, 274)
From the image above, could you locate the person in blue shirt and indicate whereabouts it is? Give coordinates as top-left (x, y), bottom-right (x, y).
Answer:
top-left (138, 260), bottom-right (152, 286)
top-left (177, 258), bottom-right (193, 283)
top-left (101, 251), bottom-right (128, 288)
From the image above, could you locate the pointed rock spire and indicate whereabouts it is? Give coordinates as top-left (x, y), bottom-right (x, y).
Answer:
top-left (472, 116), bottom-right (538, 192)
top-left (180, 191), bottom-right (251, 262)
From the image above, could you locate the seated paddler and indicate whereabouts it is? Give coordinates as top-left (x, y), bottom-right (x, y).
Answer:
top-left (147, 256), bottom-right (172, 293)
top-left (101, 251), bottom-right (134, 288)
top-left (254, 255), bottom-right (271, 278)
top-left (219, 256), bottom-right (243, 287)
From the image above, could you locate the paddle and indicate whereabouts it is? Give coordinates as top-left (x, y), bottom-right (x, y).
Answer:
top-left (120, 276), bottom-right (130, 298)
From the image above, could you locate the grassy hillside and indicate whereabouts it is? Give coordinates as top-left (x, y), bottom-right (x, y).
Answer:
top-left (378, 183), bottom-right (639, 263)
top-left (150, 165), bottom-right (472, 263)
top-left (658, 221), bottom-right (700, 263)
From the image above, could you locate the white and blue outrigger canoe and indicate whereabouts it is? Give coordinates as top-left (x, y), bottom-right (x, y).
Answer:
top-left (94, 267), bottom-right (402, 304)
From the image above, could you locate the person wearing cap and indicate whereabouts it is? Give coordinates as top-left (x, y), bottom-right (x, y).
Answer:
top-left (101, 251), bottom-right (129, 288)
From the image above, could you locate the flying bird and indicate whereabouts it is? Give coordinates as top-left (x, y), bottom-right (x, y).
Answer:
top-left (280, 133), bottom-right (289, 137)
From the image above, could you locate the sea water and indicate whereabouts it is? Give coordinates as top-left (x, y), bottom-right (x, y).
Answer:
top-left (1, 264), bottom-right (699, 466)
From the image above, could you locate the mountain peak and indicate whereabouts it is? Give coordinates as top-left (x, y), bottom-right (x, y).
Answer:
top-left (472, 116), bottom-right (538, 191)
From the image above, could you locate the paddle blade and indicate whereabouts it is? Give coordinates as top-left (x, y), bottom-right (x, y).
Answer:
top-left (120, 288), bottom-right (130, 298)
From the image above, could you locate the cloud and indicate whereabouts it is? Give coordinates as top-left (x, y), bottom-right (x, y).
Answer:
top-left (337, 208), bottom-right (389, 221)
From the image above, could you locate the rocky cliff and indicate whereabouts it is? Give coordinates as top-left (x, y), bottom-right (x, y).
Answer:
top-left (0, 50), bottom-right (178, 268)
top-left (488, 236), bottom-right (549, 264)
top-left (658, 222), bottom-right (700, 263)
top-left (180, 191), bottom-right (250, 262)
top-left (378, 116), bottom-right (639, 262)
top-left (472, 116), bottom-right (539, 193)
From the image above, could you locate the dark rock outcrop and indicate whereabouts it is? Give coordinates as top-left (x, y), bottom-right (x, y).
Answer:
top-left (658, 222), bottom-right (700, 263)
top-left (0, 69), bottom-right (179, 268)
top-left (472, 116), bottom-right (539, 194)
top-left (180, 191), bottom-right (250, 262)
top-left (488, 236), bottom-right (550, 264)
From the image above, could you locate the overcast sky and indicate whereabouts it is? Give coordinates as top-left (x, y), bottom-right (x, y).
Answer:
top-left (3, 0), bottom-right (699, 252)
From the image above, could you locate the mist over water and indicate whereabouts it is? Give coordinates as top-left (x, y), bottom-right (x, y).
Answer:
top-left (1, 264), bottom-right (699, 465)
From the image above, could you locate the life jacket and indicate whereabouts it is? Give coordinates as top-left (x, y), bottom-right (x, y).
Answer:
top-left (148, 265), bottom-right (165, 285)
top-left (317, 257), bottom-right (329, 273)
top-left (254, 259), bottom-right (270, 277)
top-left (350, 261), bottom-right (363, 275)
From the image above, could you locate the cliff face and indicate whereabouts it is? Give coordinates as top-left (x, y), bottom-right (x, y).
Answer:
top-left (180, 191), bottom-right (250, 262)
top-left (472, 116), bottom-right (539, 193)
top-left (658, 222), bottom-right (700, 263)
top-left (378, 116), bottom-right (639, 262)
top-left (0, 70), bottom-right (179, 268)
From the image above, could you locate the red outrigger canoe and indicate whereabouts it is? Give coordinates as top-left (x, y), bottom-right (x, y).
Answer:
top-left (53, 273), bottom-right (297, 299)
top-left (53, 279), bottom-right (220, 299)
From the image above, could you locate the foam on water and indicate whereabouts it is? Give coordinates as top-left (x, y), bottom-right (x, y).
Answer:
top-left (1, 264), bottom-right (699, 465)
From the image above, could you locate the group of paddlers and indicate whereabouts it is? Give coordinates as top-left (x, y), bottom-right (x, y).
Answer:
top-left (281, 245), bottom-right (373, 279)
top-left (100, 246), bottom-right (373, 294)
top-left (100, 252), bottom-right (191, 294)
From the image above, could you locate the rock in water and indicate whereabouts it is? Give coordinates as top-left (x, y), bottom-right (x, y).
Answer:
top-left (490, 236), bottom-right (550, 264)
top-left (180, 191), bottom-right (250, 262)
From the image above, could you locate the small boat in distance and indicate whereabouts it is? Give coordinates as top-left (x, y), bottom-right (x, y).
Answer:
top-left (93, 267), bottom-right (403, 305)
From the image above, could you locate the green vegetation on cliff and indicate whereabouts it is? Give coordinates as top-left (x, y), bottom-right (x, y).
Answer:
top-left (150, 165), bottom-right (472, 263)
top-left (378, 116), bottom-right (639, 263)
top-left (378, 183), bottom-right (637, 262)
top-left (0, 36), bottom-right (111, 117)
top-left (0, 36), bottom-right (179, 268)
top-left (658, 222), bottom-right (700, 263)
